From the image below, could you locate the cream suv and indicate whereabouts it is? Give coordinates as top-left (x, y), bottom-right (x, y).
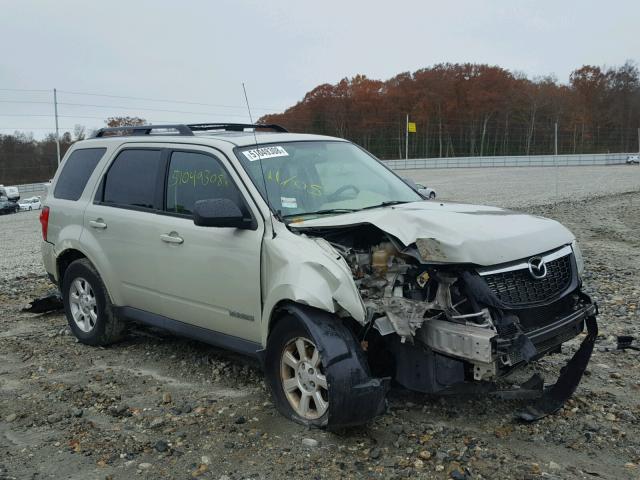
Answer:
top-left (41, 123), bottom-right (598, 428)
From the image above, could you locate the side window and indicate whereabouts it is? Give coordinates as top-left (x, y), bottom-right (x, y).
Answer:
top-left (54, 148), bottom-right (106, 201)
top-left (166, 151), bottom-right (244, 216)
top-left (102, 149), bottom-right (162, 209)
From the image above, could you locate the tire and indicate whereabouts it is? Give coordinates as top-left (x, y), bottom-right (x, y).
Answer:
top-left (62, 258), bottom-right (125, 346)
top-left (265, 315), bottom-right (330, 427)
top-left (28, 206), bottom-right (32, 211)
top-left (429, 192), bottom-right (436, 199)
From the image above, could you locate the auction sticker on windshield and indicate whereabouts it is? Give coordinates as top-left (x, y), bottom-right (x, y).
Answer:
top-left (242, 146), bottom-right (289, 161)
top-left (280, 196), bottom-right (298, 209)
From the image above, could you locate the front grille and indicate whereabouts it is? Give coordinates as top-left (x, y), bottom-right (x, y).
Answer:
top-left (515, 294), bottom-right (576, 331)
top-left (483, 253), bottom-right (573, 306)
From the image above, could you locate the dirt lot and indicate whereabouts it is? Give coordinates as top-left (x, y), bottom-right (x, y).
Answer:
top-left (1, 189), bottom-right (640, 479)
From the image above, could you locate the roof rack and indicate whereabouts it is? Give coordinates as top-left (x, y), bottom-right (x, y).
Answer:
top-left (91, 123), bottom-right (288, 138)
top-left (188, 123), bottom-right (288, 133)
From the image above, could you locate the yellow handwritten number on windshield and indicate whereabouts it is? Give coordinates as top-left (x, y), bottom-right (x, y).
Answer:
top-left (169, 170), bottom-right (229, 187)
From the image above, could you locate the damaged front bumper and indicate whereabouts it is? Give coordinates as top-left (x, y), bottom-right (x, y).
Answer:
top-left (415, 298), bottom-right (596, 383)
top-left (496, 300), bottom-right (596, 364)
top-left (387, 293), bottom-right (598, 422)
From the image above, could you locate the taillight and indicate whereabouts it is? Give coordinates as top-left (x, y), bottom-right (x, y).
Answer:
top-left (40, 206), bottom-right (50, 241)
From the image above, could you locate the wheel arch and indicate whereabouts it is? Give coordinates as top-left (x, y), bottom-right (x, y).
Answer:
top-left (263, 300), bottom-right (389, 429)
top-left (56, 248), bottom-right (88, 285)
top-left (55, 246), bottom-right (123, 305)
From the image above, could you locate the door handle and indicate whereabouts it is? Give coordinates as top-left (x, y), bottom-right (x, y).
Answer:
top-left (160, 233), bottom-right (184, 245)
top-left (89, 219), bottom-right (107, 229)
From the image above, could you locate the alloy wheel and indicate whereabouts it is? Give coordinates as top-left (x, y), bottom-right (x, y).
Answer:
top-left (280, 337), bottom-right (329, 419)
top-left (69, 277), bottom-right (98, 332)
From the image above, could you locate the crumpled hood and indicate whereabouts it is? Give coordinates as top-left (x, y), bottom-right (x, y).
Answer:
top-left (290, 201), bottom-right (575, 266)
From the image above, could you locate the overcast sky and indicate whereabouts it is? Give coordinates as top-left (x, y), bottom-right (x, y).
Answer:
top-left (1, 0), bottom-right (638, 138)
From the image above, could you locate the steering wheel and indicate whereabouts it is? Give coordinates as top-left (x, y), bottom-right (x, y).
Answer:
top-left (326, 184), bottom-right (360, 202)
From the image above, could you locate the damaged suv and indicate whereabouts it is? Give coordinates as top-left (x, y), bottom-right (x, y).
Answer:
top-left (41, 123), bottom-right (598, 428)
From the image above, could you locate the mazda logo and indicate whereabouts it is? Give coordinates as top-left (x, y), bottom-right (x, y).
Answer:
top-left (528, 257), bottom-right (547, 279)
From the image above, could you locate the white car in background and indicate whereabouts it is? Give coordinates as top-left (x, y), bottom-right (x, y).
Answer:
top-left (19, 197), bottom-right (42, 211)
top-left (626, 155), bottom-right (640, 165)
top-left (403, 178), bottom-right (437, 199)
top-left (415, 182), bottom-right (437, 199)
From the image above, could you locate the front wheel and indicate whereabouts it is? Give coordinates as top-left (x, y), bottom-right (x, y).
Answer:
top-left (266, 315), bottom-right (330, 426)
top-left (429, 192), bottom-right (436, 199)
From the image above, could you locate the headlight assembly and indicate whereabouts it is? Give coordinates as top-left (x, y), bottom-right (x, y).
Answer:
top-left (571, 240), bottom-right (585, 278)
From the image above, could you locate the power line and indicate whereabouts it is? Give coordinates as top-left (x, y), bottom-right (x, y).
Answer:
top-left (0, 87), bottom-right (279, 111)
top-left (0, 127), bottom-right (75, 130)
top-left (56, 102), bottom-right (251, 118)
top-left (57, 89), bottom-right (279, 111)
top-left (0, 88), bottom-right (50, 93)
top-left (0, 100), bottom-right (51, 105)
top-left (0, 100), bottom-right (252, 118)
top-left (0, 113), bottom-right (109, 120)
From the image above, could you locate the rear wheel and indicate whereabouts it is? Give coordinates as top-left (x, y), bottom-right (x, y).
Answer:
top-left (62, 258), bottom-right (125, 346)
top-left (429, 192), bottom-right (436, 199)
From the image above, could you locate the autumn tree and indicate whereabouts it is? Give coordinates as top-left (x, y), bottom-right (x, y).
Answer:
top-left (261, 62), bottom-right (640, 159)
top-left (106, 116), bottom-right (147, 127)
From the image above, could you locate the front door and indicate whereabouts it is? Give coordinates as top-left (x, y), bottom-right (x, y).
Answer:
top-left (151, 147), bottom-right (264, 343)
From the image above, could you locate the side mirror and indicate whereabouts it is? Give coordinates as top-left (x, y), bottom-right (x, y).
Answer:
top-left (193, 198), bottom-right (254, 229)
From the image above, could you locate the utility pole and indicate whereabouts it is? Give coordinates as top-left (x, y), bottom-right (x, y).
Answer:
top-left (637, 127), bottom-right (639, 154)
top-left (554, 121), bottom-right (559, 202)
top-left (405, 114), bottom-right (409, 161)
top-left (53, 88), bottom-right (61, 165)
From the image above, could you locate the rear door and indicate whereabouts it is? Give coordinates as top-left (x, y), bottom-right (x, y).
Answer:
top-left (81, 147), bottom-right (166, 311)
top-left (152, 146), bottom-right (264, 343)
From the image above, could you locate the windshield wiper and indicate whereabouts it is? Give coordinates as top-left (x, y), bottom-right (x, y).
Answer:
top-left (283, 201), bottom-right (411, 219)
top-left (282, 208), bottom-right (357, 219)
top-left (359, 200), bottom-right (411, 211)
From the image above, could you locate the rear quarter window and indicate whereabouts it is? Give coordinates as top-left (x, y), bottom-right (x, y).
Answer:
top-left (53, 148), bottom-right (107, 201)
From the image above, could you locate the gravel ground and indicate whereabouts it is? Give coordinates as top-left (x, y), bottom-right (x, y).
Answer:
top-left (1, 179), bottom-right (639, 479)
top-left (0, 209), bottom-right (43, 281)
top-left (403, 164), bottom-right (640, 207)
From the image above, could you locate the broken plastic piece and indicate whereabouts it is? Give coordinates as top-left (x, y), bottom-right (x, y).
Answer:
top-left (617, 335), bottom-right (639, 351)
top-left (23, 291), bottom-right (63, 313)
top-left (517, 314), bottom-right (598, 422)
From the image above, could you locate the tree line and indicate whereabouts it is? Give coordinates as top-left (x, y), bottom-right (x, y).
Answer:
top-left (3, 63), bottom-right (640, 185)
top-left (0, 117), bottom-right (145, 185)
top-left (260, 62), bottom-right (640, 159)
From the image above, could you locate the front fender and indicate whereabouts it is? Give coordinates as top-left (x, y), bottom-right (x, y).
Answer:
top-left (260, 231), bottom-right (366, 346)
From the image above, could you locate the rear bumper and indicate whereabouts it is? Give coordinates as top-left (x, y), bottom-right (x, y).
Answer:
top-left (41, 241), bottom-right (57, 283)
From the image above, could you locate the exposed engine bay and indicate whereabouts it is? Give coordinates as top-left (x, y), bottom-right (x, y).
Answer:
top-left (299, 223), bottom-right (597, 399)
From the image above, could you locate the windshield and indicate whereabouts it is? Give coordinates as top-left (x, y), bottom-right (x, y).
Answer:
top-left (235, 141), bottom-right (421, 218)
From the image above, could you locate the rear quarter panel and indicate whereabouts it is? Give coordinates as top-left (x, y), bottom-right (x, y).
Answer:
top-left (42, 141), bottom-right (120, 289)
